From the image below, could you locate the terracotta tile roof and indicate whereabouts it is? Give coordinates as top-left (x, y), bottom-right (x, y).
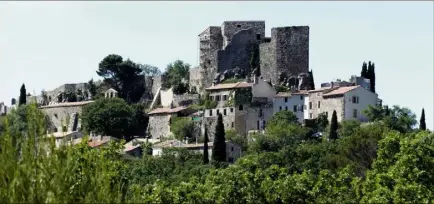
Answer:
top-left (323, 86), bottom-right (360, 97)
top-left (148, 106), bottom-right (188, 115)
top-left (205, 82), bottom-right (252, 91)
top-left (88, 140), bottom-right (109, 148)
top-left (40, 101), bottom-right (94, 109)
top-left (275, 92), bottom-right (291, 98)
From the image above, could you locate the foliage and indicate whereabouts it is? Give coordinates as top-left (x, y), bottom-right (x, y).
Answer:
top-left (307, 69), bottom-right (315, 90)
top-left (139, 64), bottom-right (162, 77)
top-left (129, 104), bottom-right (149, 136)
top-left (162, 60), bottom-right (190, 94)
top-left (361, 61), bottom-right (368, 78)
top-left (19, 84), bottom-right (26, 106)
top-left (87, 78), bottom-right (97, 100)
top-left (268, 110), bottom-right (299, 127)
top-left (316, 112), bottom-right (329, 131)
top-left (367, 62), bottom-right (376, 93)
top-left (96, 54), bottom-right (145, 103)
top-left (329, 110), bottom-right (338, 140)
top-left (234, 88), bottom-right (252, 105)
top-left (225, 129), bottom-right (248, 151)
top-left (420, 108), bottom-right (426, 130)
top-left (170, 116), bottom-right (194, 142)
top-left (275, 85), bottom-right (289, 93)
top-left (213, 113), bottom-right (226, 163)
top-left (221, 78), bottom-right (244, 84)
top-left (81, 98), bottom-right (134, 140)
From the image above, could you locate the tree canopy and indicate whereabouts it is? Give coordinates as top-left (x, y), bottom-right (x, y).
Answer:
top-left (19, 84), bottom-right (26, 106)
top-left (162, 60), bottom-right (190, 94)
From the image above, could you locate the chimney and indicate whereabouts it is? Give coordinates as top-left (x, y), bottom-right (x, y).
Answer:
top-left (11, 98), bottom-right (16, 106)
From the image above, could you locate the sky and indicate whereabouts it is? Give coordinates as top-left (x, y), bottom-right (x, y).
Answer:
top-left (0, 1), bottom-right (433, 129)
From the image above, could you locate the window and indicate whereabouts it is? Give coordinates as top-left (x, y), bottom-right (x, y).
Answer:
top-left (310, 113), bottom-right (313, 119)
top-left (300, 95), bottom-right (304, 100)
top-left (53, 127), bottom-right (58, 132)
top-left (223, 95), bottom-right (227, 101)
top-left (231, 122), bottom-right (234, 128)
top-left (223, 109), bottom-right (227, 116)
top-left (230, 108), bottom-right (234, 113)
top-left (353, 109), bottom-right (358, 118)
top-left (54, 113), bottom-right (58, 118)
top-left (228, 157), bottom-right (234, 163)
top-left (209, 109), bottom-right (213, 116)
top-left (217, 109), bottom-right (220, 115)
top-left (284, 97), bottom-right (288, 102)
top-left (239, 105), bottom-right (243, 110)
top-left (231, 147), bottom-right (234, 152)
top-left (257, 121), bottom-right (260, 129)
top-left (309, 102), bottom-right (312, 109)
top-left (279, 106), bottom-right (282, 111)
top-left (352, 96), bottom-right (359, 104)
top-left (258, 109), bottom-right (263, 117)
top-left (256, 34), bottom-right (261, 40)
top-left (237, 24), bottom-right (241, 28)
top-left (293, 105), bottom-right (297, 112)
top-left (209, 96), bottom-right (214, 101)
top-left (216, 95), bottom-right (221, 101)
top-left (285, 106), bottom-right (288, 111)
top-left (318, 101), bottom-right (321, 108)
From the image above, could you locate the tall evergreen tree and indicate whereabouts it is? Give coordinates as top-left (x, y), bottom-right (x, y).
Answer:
top-left (419, 108), bottom-right (426, 130)
top-left (361, 62), bottom-right (368, 78)
top-left (19, 84), bottom-right (26, 106)
top-left (370, 63), bottom-right (376, 93)
top-left (329, 110), bottom-right (338, 140)
top-left (203, 129), bottom-right (209, 164)
top-left (212, 113), bottom-right (226, 163)
top-left (307, 69), bottom-right (315, 90)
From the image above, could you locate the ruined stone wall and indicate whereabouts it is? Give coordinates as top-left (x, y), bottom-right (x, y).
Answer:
top-left (217, 28), bottom-right (258, 74)
top-left (148, 114), bottom-right (172, 140)
top-left (172, 94), bottom-right (200, 107)
top-left (221, 21), bottom-right (265, 48)
top-left (260, 26), bottom-right (309, 85)
top-left (189, 66), bottom-right (201, 93)
top-left (46, 83), bottom-right (88, 103)
top-left (40, 102), bottom-right (92, 133)
top-left (151, 76), bottom-right (163, 97)
top-left (274, 26), bottom-right (309, 80)
top-left (199, 26), bottom-right (223, 91)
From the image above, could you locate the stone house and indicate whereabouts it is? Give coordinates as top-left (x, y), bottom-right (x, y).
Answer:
top-left (39, 101), bottom-right (94, 133)
top-left (306, 85), bottom-right (378, 122)
top-left (147, 106), bottom-right (196, 140)
top-left (273, 90), bottom-right (308, 123)
top-left (203, 78), bottom-right (275, 137)
top-left (152, 140), bottom-right (242, 163)
top-left (88, 136), bottom-right (118, 149)
top-left (45, 131), bottom-right (85, 148)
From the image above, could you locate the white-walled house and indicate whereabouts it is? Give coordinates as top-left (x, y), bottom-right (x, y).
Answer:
top-left (306, 85), bottom-right (378, 122)
top-left (273, 91), bottom-right (308, 123)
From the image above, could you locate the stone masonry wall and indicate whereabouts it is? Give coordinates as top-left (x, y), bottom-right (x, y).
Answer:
top-left (148, 114), bottom-right (172, 140)
top-left (199, 26), bottom-right (223, 91)
top-left (259, 41), bottom-right (276, 84)
top-left (189, 66), bottom-right (201, 93)
top-left (307, 92), bottom-right (345, 121)
top-left (40, 103), bottom-right (91, 133)
top-left (217, 28), bottom-right (258, 74)
top-left (274, 26), bottom-right (309, 80)
top-left (172, 94), bottom-right (200, 107)
top-left (221, 21), bottom-right (265, 48)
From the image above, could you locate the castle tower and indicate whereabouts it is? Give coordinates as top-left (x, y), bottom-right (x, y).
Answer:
top-left (260, 26), bottom-right (309, 85)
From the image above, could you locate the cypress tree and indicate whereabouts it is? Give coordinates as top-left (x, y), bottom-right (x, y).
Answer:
top-left (203, 129), bottom-right (209, 164)
top-left (419, 108), bottom-right (426, 130)
top-left (329, 110), bottom-right (338, 140)
top-left (212, 113), bottom-right (226, 163)
top-left (308, 69), bottom-right (315, 90)
top-left (19, 83), bottom-right (27, 106)
top-left (370, 63), bottom-right (376, 93)
top-left (361, 62), bottom-right (368, 78)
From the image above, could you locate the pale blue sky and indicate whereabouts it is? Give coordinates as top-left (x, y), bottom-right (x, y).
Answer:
top-left (0, 2), bottom-right (433, 129)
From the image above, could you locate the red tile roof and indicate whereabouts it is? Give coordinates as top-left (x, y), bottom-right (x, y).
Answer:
top-left (205, 82), bottom-right (252, 91)
top-left (148, 106), bottom-right (188, 115)
top-left (323, 86), bottom-right (360, 97)
top-left (308, 87), bottom-right (333, 93)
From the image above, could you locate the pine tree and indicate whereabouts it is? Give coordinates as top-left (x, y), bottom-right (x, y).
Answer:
top-left (329, 110), bottom-right (338, 140)
top-left (203, 129), bottom-right (209, 164)
top-left (419, 108), bottom-right (426, 130)
top-left (212, 113), bottom-right (226, 163)
top-left (361, 62), bottom-right (368, 78)
top-left (19, 84), bottom-right (27, 106)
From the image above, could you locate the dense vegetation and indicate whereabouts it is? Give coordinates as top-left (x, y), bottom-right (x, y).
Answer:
top-left (0, 101), bottom-right (432, 203)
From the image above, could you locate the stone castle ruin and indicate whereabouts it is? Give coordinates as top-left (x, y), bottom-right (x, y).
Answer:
top-left (189, 21), bottom-right (310, 92)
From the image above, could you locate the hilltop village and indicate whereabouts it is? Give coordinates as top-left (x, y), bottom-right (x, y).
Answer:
top-left (0, 21), bottom-right (382, 161)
